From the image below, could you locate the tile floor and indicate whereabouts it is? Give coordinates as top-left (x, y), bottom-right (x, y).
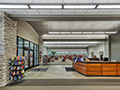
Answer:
top-left (25, 59), bottom-right (120, 79)
top-left (1, 59), bottom-right (120, 90)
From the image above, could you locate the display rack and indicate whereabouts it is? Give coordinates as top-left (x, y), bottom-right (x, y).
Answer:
top-left (9, 56), bottom-right (25, 83)
top-left (39, 51), bottom-right (43, 64)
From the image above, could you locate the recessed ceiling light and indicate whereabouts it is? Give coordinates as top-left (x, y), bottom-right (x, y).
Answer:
top-left (44, 45), bottom-right (89, 47)
top-left (60, 32), bottom-right (71, 34)
top-left (83, 32), bottom-right (94, 34)
top-left (44, 41), bottom-right (101, 44)
top-left (97, 5), bottom-right (120, 8)
top-left (0, 5), bottom-right (29, 9)
top-left (30, 5), bottom-right (62, 9)
top-left (105, 31), bottom-right (117, 34)
top-left (64, 5), bottom-right (96, 9)
top-left (69, 24), bottom-right (73, 27)
top-left (91, 24), bottom-right (95, 27)
top-left (72, 32), bottom-right (82, 34)
top-left (49, 32), bottom-right (59, 34)
top-left (94, 32), bottom-right (105, 34)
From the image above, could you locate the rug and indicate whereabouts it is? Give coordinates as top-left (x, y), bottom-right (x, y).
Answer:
top-left (31, 68), bottom-right (48, 71)
top-left (65, 67), bottom-right (76, 71)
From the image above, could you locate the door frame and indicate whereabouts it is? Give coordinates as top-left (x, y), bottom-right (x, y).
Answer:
top-left (24, 47), bottom-right (34, 70)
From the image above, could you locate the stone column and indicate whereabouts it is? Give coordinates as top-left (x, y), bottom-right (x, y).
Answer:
top-left (39, 36), bottom-right (44, 56)
top-left (0, 12), bottom-right (17, 87)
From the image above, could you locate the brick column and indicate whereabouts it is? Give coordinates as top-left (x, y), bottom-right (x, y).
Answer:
top-left (0, 12), bottom-right (17, 87)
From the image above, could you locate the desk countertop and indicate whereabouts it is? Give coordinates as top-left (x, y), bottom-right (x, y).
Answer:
top-left (76, 61), bottom-right (120, 64)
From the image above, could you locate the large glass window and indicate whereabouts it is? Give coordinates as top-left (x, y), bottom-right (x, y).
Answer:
top-left (36, 45), bottom-right (39, 65)
top-left (34, 44), bottom-right (37, 66)
top-left (18, 37), bottom-right (23, 48)
top-left (18, 48), bottom-right (23, 56)
top-left (17, 36), bottom-right (39, 69)
top-left (30, 51), bottom-right (33, 67)
top-left (24, 40), bottom-right (29, 48)
top-left (30, 42), bottom-right (33, 49)
top-left (17, 37), bottom-right (23, 56)
top-left (24, 50), bottom-right (29, 68)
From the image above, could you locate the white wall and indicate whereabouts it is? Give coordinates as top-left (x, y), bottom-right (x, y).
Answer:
top-left (17, 21), bottom-right (39, 44)
top-left (88, 42), bottom-right (109, 59)
top-left (111, 31), bottom-right (120, 61)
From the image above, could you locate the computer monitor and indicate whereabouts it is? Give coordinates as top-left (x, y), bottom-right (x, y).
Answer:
top-left (104, 58), bottom-right (108, 61)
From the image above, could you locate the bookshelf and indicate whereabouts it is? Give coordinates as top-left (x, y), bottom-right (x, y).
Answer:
top-left (9, 56), bottom-right (25, 81)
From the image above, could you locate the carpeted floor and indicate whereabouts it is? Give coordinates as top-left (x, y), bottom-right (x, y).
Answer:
top-left (7, 79), bottom-right (120, 86)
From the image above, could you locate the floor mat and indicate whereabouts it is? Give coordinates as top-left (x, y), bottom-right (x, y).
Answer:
top-left (65, 67), bottom-right (76, 71)
top-left (31, 68), bottom-right (48, 71)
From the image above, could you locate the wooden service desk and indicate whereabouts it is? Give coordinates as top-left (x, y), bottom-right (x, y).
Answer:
top-left (73, 61), bottom-right (120, 76)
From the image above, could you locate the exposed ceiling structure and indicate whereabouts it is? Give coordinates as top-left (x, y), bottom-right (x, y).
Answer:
top-left (1, 0), bottom-right (120, 52)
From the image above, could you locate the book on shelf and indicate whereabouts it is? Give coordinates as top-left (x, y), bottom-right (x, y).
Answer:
top-left (9, 56), bottom-right (25, 81)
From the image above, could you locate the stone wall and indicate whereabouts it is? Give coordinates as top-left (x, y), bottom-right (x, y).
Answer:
top-left (0, 12), bottom-right (17, 87)
top-left (39, 36), bottom-right (44, 56)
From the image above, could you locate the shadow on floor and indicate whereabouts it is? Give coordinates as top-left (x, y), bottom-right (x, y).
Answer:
top-left (7, 79), bottom-right (120, 86)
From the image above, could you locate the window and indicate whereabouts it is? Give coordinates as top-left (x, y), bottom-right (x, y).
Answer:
top-left (34, 44), bottom-right (39, 66)
top-left (17, 36), bottom-right (39, 68)
top-left (30, 42), bottom-right (34, 49)
top-left (17, 37), bottom-right (23, 56)
top-left (24, 40), bottom-right (29, 48)
top-left (36, 45), bottom-right (39, 65)
top-left (18, 37), bottom-right (23, 48)
top-left (34, 44), bottom-right (37, 66)
top-left (18, 48), bottom-right (23, 56)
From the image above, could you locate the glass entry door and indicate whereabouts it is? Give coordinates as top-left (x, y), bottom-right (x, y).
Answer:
top-left (24, 50), bottom-right (29, 69)
top-left (30, 51), bottom-right (33, 67)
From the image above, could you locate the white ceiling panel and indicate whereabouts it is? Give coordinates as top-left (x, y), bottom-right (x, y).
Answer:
top-left (93, 0), bottom-right (108, 3)
top-left (1, 0), bottom-right (18, 3)
top-left (78, 0), bottom-right (93, 3)
top-left (86, 10), bottom-right (99, 15)
top-left (63, 10), bottom-right (74, 14)
top-left (0, 0), bottom-right (3, 3)
top-left (17, 0), bottom-right (33, 3)
top-left (32, 0), bottom-right (48, 3)
top-left (0, 9), bottom-right (16, 14)
top-left (38, 10), bottom-right (50, 15)
top-left (108, 0), bottom-right (120, 3)
top-left (75, 10), bottom-right (86, 14)
top-left (64, 0), bottom-right (78, 3)
top-left (109, 9), bottom-right (120, 14)
top-left (51, 10), bottom-right (62, 15)
top-left (97, 9), bottom-right (112, 15)
top-left (13, 9), bottom-right (27, 14)
top-left (26, 10), bottom-right (39, 14)
top-left (48, 0), bottom-right (62, 3)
